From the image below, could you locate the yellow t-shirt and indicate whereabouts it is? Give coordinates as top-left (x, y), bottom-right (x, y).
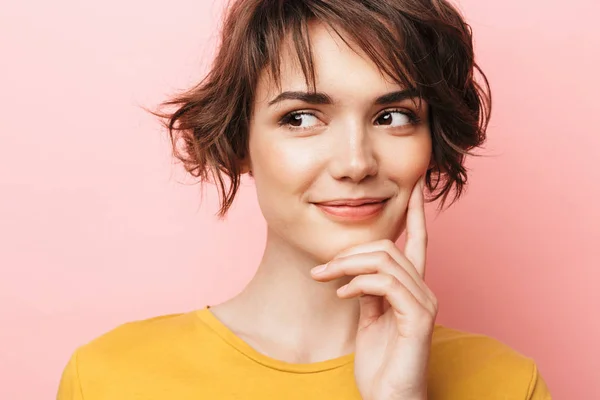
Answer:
top-left (57, 308), bottom-right (551, 400)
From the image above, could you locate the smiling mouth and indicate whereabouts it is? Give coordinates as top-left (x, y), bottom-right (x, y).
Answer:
top-left (312, 198), bottom-right (390, 221)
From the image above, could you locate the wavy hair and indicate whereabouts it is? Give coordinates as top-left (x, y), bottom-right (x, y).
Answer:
top-left (152, 0), bottom-right (491, 218)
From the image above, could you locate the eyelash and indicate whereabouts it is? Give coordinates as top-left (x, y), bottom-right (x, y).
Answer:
top-left (278, 108), bottom-right (422, 131)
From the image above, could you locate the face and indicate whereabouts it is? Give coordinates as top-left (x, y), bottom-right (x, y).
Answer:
top-left (245, 21), bottom-right (432, 264)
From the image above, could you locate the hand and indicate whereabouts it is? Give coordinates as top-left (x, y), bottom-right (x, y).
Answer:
top-left (311, 176), bottom-right (436, 400)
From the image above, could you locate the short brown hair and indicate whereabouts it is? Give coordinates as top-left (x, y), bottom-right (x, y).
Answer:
top-left (153, 0), bottom-right (491, 218)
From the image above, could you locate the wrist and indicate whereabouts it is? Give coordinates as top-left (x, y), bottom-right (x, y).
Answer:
top-left (382, 391), bottom-right (427, 400)
top-left (390, 395), bottom-right (426, 400)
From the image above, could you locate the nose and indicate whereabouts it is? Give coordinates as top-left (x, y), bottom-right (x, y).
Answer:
top-left (328, 121), bottom-right (379, 182)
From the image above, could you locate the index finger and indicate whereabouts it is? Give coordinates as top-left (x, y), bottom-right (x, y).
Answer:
top-left (404, 175), bottom-right (428, 277)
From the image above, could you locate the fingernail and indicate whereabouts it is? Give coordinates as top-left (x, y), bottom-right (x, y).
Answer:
top-left (311, 264), bottom-right (327, 274)
top-left (337, 284), bottom-right (349, 295)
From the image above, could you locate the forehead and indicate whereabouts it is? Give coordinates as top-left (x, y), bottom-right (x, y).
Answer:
top-left (254, 21), bottom-right (404, 105)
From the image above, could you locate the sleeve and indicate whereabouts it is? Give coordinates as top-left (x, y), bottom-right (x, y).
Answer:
top-left (56, 349), bottom-right (84, 400)
top-left (527, 362), bottom-right (552, 400)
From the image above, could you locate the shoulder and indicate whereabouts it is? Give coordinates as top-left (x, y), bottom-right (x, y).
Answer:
top-left (429, 324), bottom-right (551, 399)
top-left (74, 310), bottom-right (200, 363)
top-left (58, 310), bottom-right (204, 399)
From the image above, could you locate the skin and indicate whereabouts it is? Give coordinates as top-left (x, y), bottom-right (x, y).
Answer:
top-left (210, 21), bottom-right (436, 400)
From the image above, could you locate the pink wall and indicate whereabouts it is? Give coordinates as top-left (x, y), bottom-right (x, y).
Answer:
top-left (0, 0), bottom-right (598, 398)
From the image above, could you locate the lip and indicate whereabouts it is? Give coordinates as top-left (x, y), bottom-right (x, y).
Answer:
top-left (313, 198), bottom-right (390, 221)
top-left (315, 197), bottom-right (390, 206)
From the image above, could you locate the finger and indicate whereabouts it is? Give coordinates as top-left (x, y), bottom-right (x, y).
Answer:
top-left (404, 175), bottom-right (428, 278)
top-left (337, 274), bottom-right (435, 324)
top-left (328, 239), bottom-right (427, 295)
top-left (311, 251), bottom-right (430, 307)
top-left (356, 293), bottom-right (384, 329)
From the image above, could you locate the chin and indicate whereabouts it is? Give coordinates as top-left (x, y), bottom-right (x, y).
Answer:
top-left (304, 228), bottom-right (401, 263)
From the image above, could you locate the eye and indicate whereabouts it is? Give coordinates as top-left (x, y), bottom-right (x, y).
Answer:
top-left (279, 111), bottom-right (323, 130)
top-left (374, 109), bottom-right (419, 127)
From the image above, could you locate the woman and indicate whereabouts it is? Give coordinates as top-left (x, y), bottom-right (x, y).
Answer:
top-left (58, 0), bottom-right (551, 399)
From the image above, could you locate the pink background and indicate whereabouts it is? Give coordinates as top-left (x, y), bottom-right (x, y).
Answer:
top-left (1, 0), bottom-right (598, 398)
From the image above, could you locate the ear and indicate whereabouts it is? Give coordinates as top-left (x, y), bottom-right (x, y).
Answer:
top-left (239, 156), bottom-right (253, 176)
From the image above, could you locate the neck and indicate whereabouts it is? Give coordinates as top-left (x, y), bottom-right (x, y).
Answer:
top-left (211, 227), bottom-right (360, 363)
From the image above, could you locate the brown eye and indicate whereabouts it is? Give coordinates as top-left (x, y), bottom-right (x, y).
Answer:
top-left (289, 114), bottom-right (304, 127)
top-left (375, 110), bottom-right (413, 127)
top-left (280, 112), bottom-right (321, 130)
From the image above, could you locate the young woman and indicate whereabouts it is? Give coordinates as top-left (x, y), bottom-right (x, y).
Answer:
top-left (58, 0), bottom-right (551, 399)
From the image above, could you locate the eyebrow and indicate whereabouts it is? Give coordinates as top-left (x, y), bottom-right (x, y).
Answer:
top-left (267, 88), bottom-right (420, 107)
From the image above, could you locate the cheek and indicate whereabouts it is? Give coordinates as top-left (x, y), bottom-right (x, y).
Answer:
top-left (250, 135), bottom-right (324, 197)
top-left (249, 135), bottom-right (327, 231)
top-left (382, 133), bottom-right (432, 183)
